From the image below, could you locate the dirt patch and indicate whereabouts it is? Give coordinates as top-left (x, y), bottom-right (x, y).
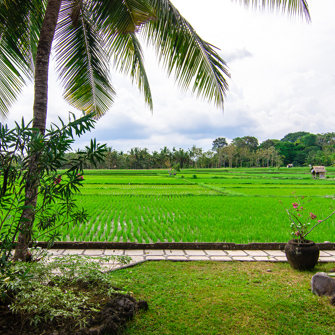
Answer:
top-left (0, 293), bottom-right (148, 335)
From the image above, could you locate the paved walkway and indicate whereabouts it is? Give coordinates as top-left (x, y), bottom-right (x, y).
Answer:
top-left (49, 248), bottom-right (335, 271)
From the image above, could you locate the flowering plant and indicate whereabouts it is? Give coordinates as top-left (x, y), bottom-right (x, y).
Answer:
top-left (283, 195), bottom-right (335, 243)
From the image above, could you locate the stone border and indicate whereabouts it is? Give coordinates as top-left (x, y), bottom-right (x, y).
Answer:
top-left (24, 241), bottom-right (335, 250)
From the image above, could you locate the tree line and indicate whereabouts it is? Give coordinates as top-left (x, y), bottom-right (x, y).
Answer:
top-left (63, 131), bottom-right (335, 170)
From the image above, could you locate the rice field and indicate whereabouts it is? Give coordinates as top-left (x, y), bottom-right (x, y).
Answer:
top-left (60, 167), bottom-right (335, 243)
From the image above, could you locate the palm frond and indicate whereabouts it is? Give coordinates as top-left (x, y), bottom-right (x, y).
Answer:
top-left (235, 0), bottom-right (311, 22)
top-left (107, 32), bottom-right (153, 110)
top-left (144, 0), bottom-right (230, 109)
top-left (54, 0), bottom-right (115, 118)
top-left (0, 57), bottom-right (26, 117)
top-left (89, 0), bottom-right (156, 34)
top-left (0, 0), bottom-right (44, 116)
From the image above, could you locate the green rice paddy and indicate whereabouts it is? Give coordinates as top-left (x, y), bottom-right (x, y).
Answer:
top-left (60, 167), bottom-right (335, 243)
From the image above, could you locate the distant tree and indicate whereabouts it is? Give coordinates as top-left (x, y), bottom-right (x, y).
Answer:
top-left (259, 139), bottom-right (280, 150)
top-left (275, 141), bottom-right (297, 165)
top-left (299, 133), bottom-right (318, 148)
top-left (200, 150), bottom-right (215, 168)
top-left (212, 137), bottom-right (228, 151)
top-left (159, 147), bottom-right (171, 168)
top-left (292, 151), bottom-right (308, 166)
top-left (173, 148), bottom-right (189, 169)
top-left (216, 147), bottom-right (227, 167)
top-left (281, 131), bottom-right (310, 143)
top-left (307, 150), bottom-right (327, 166)
top-left (232, 136), bottom-right (259, 151)
top-left (223, 144), bottom-right (237, 168)
top-left (188, 145), bottom-right (203, 168)
top-left (151, 151), bottom-right (160, 168)
top-left (317, 132), bottom-right (335, 147)
top-left (236, 147), bottom-right (250, 167)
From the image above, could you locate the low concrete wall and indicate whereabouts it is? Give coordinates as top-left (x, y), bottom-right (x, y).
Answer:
top-left (27, 241), bottom-right (335, 251)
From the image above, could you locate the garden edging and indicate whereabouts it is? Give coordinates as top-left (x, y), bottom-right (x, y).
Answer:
top-left (23, 241), bottom-right (335, 250)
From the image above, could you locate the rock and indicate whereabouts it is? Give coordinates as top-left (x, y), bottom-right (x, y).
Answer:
top-left (85, 294), bottom-right (148, 335)
top-left (311, 272), bottom-right (335, 297)
top-left (58, 294), bottom-right (148, 335)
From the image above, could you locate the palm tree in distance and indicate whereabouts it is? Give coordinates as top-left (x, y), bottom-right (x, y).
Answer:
top-left (0, 0), bottom-right (310, 261)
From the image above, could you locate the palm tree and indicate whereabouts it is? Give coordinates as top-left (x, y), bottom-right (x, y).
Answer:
top-left (0, 0), bottom-right (311, 125)
top-left (0, 0), bottom-right (310, 260)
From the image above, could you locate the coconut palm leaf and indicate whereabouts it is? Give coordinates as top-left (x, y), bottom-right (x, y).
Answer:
top-left (107, 32), bottom-right (153, 110)
top-left (54, 0), bottom-right (115, 117)
top-left (90, 0), bottom-right (156, 34)
top-left (237, 0), bottom-right (311, 22)
top-left (144, 0), bottom-right (230, 109)
top-left (0, 59), bottom-right (25, 117)
top-left (0, 0), bottom-right (44, 116)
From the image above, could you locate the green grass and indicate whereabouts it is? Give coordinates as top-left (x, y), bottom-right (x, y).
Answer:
top-left (112, 261), bottom-right (335, 335)
top-left (80, 184), bottom-right (218, 196)
top-left (56, 167), bottom-right (335, 243)
top-left (70, 194), bottom-right (334, 243)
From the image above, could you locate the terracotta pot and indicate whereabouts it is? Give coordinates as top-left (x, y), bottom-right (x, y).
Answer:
top-left (285, 239), bottom-right (319, 270)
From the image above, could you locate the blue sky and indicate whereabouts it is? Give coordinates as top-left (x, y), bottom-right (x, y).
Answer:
top-left (3, 0), bottom-right (335, 153)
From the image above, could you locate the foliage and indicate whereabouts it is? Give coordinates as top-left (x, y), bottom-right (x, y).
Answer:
top-left (281, 131), bottom-right (311, 143)
top-left (212, 137), bottom-right (228, 151)
top-left (1, 251), bottom-right (131, 326)
top-left (284, 194), bottom-right (335, 243)
top-left (0, 0), bottom-right (234, 118)
top-left (0, 113), bottom-right (107, 262)
top-left (73, 130), bottom-right (335, 169)
top-left (258, 139), bottom-right (281, 150)
top-left (232, 136), bottom-right (259, 151)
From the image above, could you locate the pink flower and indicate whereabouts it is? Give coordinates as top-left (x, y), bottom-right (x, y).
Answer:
top-left (294, 231), bottom-right (300, 236)
top-left (318, 220), bottom-right (322, 223)
top-left (310, 213), bottom-right (317, 220)
top-left (292, 202), bottom-right (298, 209)
top-left (297, 214), bottom-right (301, 217)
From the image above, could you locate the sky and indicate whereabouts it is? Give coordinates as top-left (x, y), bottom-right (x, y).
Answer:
top-left (3, 0), bottom-right (335, 153)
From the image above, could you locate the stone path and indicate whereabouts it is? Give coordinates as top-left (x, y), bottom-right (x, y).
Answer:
top-left (49, 248), bottom-right (335, 271)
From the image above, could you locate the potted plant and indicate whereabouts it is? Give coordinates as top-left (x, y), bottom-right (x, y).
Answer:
top-left (283, 196), bottom-right (335, 270)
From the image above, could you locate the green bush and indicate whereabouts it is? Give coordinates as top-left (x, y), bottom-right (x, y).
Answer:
top-left (0, 113), bottom-right (107, 263)
top-left (1, 251), bottom-right (131, 326)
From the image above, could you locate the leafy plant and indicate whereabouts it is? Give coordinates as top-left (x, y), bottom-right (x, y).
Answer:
top-left (284, 195), bottom-right (335, 243)
top-left (1, 252), bottom-right (131, 327)
top-left (0, 112), bottom-right (107, 262)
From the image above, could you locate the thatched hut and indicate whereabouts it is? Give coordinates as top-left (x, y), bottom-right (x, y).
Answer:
top-left (311, 166), bottom-right (326, 179)
top-left (287, 164), bottom-right (293, 168)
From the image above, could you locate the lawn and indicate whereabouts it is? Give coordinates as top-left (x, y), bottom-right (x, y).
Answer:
top-left (112, 260), bottom-right (335, 335)
top-left (57, 167), bottom-right (335, 243)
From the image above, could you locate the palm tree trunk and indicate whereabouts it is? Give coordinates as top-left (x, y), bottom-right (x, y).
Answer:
top-left (14, 0), bottom-right (62, 261)
top-left (33, 0), bottom-right (63, 133)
